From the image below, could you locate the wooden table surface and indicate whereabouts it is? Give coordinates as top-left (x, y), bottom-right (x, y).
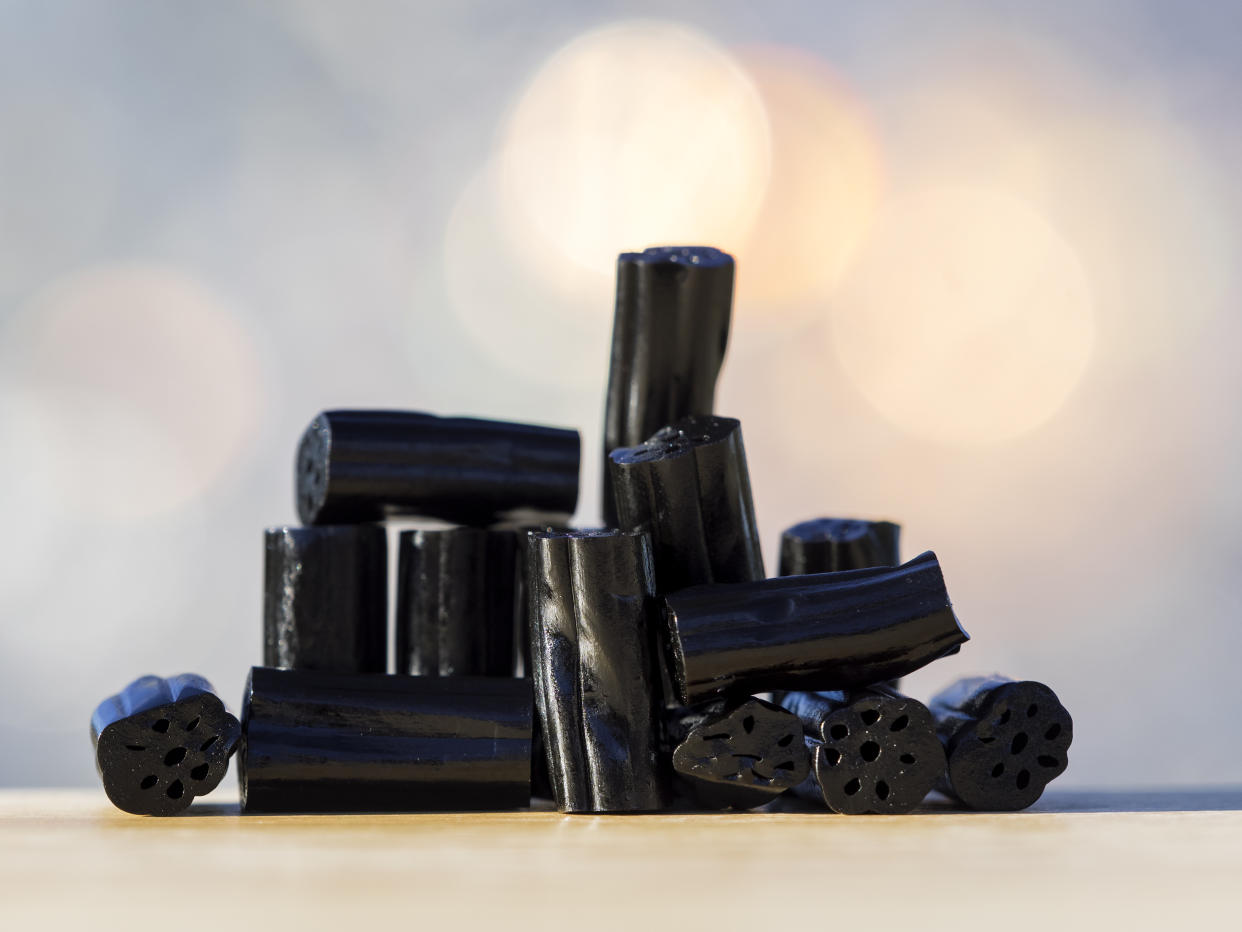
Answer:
top-left (2, 788), bottom-right (1238, 930)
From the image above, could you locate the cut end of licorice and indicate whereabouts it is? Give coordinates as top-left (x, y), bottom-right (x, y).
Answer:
top-left (778, 518), bottom-right (900, 576)
top-left (609, 414), bottom-right (740, 466)
top-left (619, 245), bottom-right (734, 269)
top-left (295, 413), bottom-right (332, 525)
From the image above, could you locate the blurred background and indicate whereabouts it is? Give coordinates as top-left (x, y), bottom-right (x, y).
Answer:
top-left (2, 0), bottom-right (1239, 788)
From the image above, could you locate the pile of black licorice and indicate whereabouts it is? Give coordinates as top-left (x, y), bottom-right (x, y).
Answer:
top-left (90, 245), bottom-right (1073, 817)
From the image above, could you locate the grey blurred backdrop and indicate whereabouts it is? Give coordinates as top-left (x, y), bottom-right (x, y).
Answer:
top-left (2, 1), bottom-right (1240, 787)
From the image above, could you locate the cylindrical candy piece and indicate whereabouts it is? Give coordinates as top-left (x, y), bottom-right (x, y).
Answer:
top-left (782, 687), bottom-right (944, 814)
top-left (601, 245), bottom-right (734, 524)
top-left (296, 409), bottom-right (581, 526)
top-left (527, 529), bottom-right (668, 812)
top-left (778, 518), bottom-right (900, 576)
top-left (930, 675), bottom-right (1073, 811)
top-left (240, 667), bottom-right (533, 812)
top-left (609, 414), bottom-right (763, 593)
top-left (264, 525), bottom-right (387, 673)
top-left (91, 674), bottom-right (241, 816)
top-left (669, 697), bottom-right (809, 810)
top-left (396, 527), bottom-right (517, 677)
top-left (664, 551), bottom-right (969, 704)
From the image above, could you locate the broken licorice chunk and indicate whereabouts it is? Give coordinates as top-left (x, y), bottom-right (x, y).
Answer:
top-left (527, 529), bottom-right (668, 812)
top-left (782, 688), bottom-right (944, 814)
top-left (778, 518), bottom-right (900, 576)
top-left (930, 676), bottom-right (1073, 811)
top-left (264, 525), bottom-right (387, 673)
top-left (601, 246), bottom-right (734, 525)
top-left (296, 409), bottom-right (580, 526)
top-left (665, 551), bottom-right (968, 704)
top-left (396, 527), bottom-right (517, 677)
top-left (240, 667), bottom-right (533, 813)
top-left (609, 414), bottom-right (763, 593)
top-left (91, 674), bottom-right (240, 816)
top-left (670, 697), bottom-right (809, 810)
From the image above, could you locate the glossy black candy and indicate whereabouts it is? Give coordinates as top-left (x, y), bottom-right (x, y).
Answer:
top-left (670, 697), bottom-right (809, 810)
top-left (91, 674), bottom-right (240, 816)
top-left (782, 687), bottom-right (944, 814)
top-left (601, 246), bottom-right (734, 525)
top-left (778, 518), bottom-right (900, 576)
top-left (264, 525), bottom-right (387, 673)
top-left (296, 410), bottom-right (580, 526)
top-left (527, 529), bottom-right (668, 812)
top-left (610, 414), bottom-right (763, 593)
top-left (240, 667), bottom-right (533, 813)
top-left (664, 551), bottom-right (969, 704)
top-left (930, 676), bottom-right (1072, 811)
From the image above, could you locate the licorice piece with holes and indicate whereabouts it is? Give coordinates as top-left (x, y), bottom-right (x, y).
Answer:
top-left (296, 409), bottom-right (580, 526)
top-left (930, 676), bottom-right (1072, 811)
top-left (527, 528), bottom-right (668, 812)
top-left (91, 674), bottom-right (240, 816)
top-left (664, 551), bottom-right (969, 704)
top-left (239, 667), bottom-right (533, 812)
top-left (601, 246), bottom-right (734, 525)
top-left (778, 518), bottom-right (900, 576)
top-left (395, 526), bottom-right (517, 677)
top-left (669, 697), bottom-right (809, 810)
top-left (609, 414), bottom-right (763, 594)
top-left (782, 687), bottom-right (944, 814)
top-left (264, 525), bottom-right (387, 673)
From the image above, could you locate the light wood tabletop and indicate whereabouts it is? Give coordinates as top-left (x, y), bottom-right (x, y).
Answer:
top-left (2, 788), bottom-right (1238, 930)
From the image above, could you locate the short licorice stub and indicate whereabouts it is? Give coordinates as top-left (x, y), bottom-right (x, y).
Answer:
top-left (946, 681), bottom-right (1072, 811)
top-left (672, 698), bottom-right (809, 810)
top-left (813, 693), bottom-right (944, 814)
top-left (95, 693), bottom-right (241, 816)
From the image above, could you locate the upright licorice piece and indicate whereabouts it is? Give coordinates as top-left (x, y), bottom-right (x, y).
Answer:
top-left (296, 410), bottom-right (580, 526)
top-left (664, 552), bottom-right (968, 704)
top-left (264, 525), bottom-right (387, 673)
top-left (601, 246), bottom-right (734, 525)
top-left (778, 518), bottom-right (900, 576)
top-left (240, 667), bottom-right (533, 812)
top-left (669, 697), bottom-right (809, 810)
top-left (91, 674), bottom-right (240, 816)
top-left (930, 676), bottom-right (1072, 811)
top-left (527, 529), bottom-right (668, 812)
top-left (396, 527), bottom-right (517, 677)
top-left (609, 414), bottom-right (763, 593)
top-left (782, 687), bottom-right (944, 814)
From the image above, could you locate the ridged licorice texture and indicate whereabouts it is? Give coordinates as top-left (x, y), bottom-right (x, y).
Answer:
top-left (778, 518), bottom-right (900, 576)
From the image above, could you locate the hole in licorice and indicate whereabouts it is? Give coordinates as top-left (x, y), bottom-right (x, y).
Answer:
top-left (823, 748), bottom-right (841, 766)
top-left (775, 760), bottom-right (796, 771)
top-left (164, 747), bottom-right (187, 767)
top-left (890, 715), bottom-right (909, 732)
top-left (1044, 723), bottom-right (1062, 740)
top-left (860, 741), bottom-right (880, 762)
top-left (876, 780), bottom-right (890, 800)
top-left (979, 736), bottom-right (996, 744)
top-left (191, 763), bottom-right (210, 781)
top-left (125, 745), bottom-right (146, 752)
top-left (1027, 704), bottom-right (1038, 718)
top-left (199, 735), bottom-right (219, 752)
top-left (140, 775), bottom-right (157, 790)
top-left (829, 724), bottom-right (848, 741)
top-left (1038, 755), bottom-right (1059, 768)
top-left (185, 717), bottom-right (200, 732)
top-left (1017, 770), bottom-right (1031, 790)
top-left (991, 762), bottom-right (1005, 778)
top-left (166, 780), bottom-right (184, 800)
top-left (1010, 733), bottom-right (1028, 755)
top-left (742, 716), bottom-right (755, 734)
top-left (777, 733), bottom-right (794, 747)
top-left (844, 778), bottom-right (861, 796)
top-left (860, 709), bottom-right (880, 726)
top-left (900, 753), bottom-right (916, 764)
top-left (152, 719), bottom-right (170, 733)
top-left (997, 710), bottom-right (1011, 726)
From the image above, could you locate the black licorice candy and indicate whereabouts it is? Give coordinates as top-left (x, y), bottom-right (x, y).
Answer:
top-left (527, 528), bottom-right (668, 812)
top-left (264, 525), bottom-right (387, 673)
top-left (609, 414), bottom-right (763, 593)
top-left (91, 674), bottom-right (240, 816)
top-left (669, 697), bottom-right (809, 810)
top-left (396, 527), bottom-right (517, 677)
top-left (296, 410), bottom-right (580, 526)
top-left (240, 667), bottom-right (533, 813)
top-left (930, 675), bottom-right (1072, 811)
top-left (664, 551), bottom-right (969, 704)
top-left (601, 246), bottom-right (734, 525)
top-left (778, 518), bottom-right (900, 576)
top-left (781, 687), bottom-right (944, 814)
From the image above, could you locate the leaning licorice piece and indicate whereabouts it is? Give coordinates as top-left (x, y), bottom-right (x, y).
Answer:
top-left (669, 697), bottom-right (809, 810)
top-left (778, 518), bottom-right (900, 576)
top-left (91, 674), bottom-right (241, 816)
top-left (296, 409), bottom-right (580, 526)
top-left (601, 246), bottom-right (734, 525)
top-left (664, 552), bottom-right (968, 704)
top-left (609, 414), bottom-right (763, 593)
top-left (782, 687), bottom-right (944, 814)
top-left (930, 676), bottom-right (1072, 811)
top-left (240, 667), bottom-right (533, 812)
top-left (527, 529), bottom-right (668, 812)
